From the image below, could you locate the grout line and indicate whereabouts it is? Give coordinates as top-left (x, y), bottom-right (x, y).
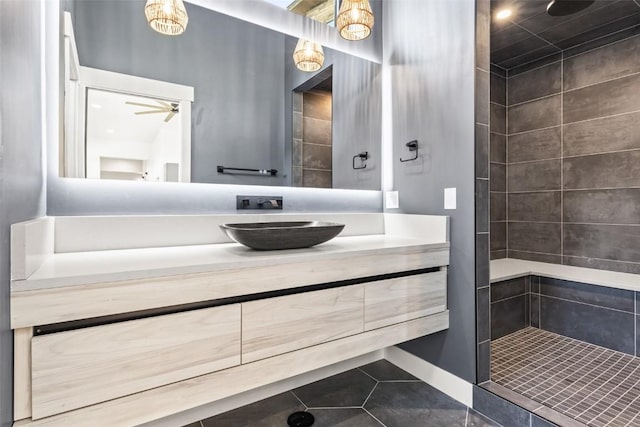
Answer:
top-left (357, 367), bottom-right (379, 382)
top-left (507, 123), bottom-right (561, 137)
top-left (362, 382), bottom-right (379, 407)
top-left (563, 147), bottom-right (640, 160)
top-left (563, 107), bottom-right (640, 127)
top-left (508, 53), bottom-right (563, 78)
top-left (510, 186), bottom-right (640, 193)
top-left (506, 107), bottom-right (640, 136)
top-left (506, 147), bottom-right (640, 165)
top-left (508, 92), bottom-right (561, 109)
top-left (564, 70), bottom-right (640, 93)
top-left (563, 25), bottom-right (640, 60)
top-left (539, 293), bottom-right (635, 315)
top-left (363, 407), bottom-right (387, 427)
top-left (500, 45), bottom-right (561, 72)
top-left (289, 390), bottom-right (308, 410)
top-left (491, 293), bottom-right (528, 304)
top-left (512, 21), bottom-right (560, 50)
top-left (537, 277), bottom-right (540, 328)
top-left (508, 220), bottom-right (640, 227)
top-left (306, 406), bottom-right (363, 410)
top-left (505, 73), bottom-right (509, 255)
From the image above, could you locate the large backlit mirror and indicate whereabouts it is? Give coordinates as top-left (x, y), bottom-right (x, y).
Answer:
top-left (264, 0), bottom-right (337, 25)
top-left (60, 0), bottom-right (381, 190)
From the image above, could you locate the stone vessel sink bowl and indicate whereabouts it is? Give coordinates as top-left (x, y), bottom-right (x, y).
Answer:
top-left (220, 221), bottom-right (345, 250)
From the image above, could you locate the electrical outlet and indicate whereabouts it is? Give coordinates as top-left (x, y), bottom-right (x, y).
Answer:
top-left (385, 191), bottom-right (399, 209)
top-left (444, 188), bottom-right (456, 210)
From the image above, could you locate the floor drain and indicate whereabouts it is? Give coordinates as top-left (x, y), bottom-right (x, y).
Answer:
top-left (287, 411), bottom-right (314, 427)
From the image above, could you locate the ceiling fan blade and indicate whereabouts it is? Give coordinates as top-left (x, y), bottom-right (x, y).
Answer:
top-left (156, 100), bottom-right (173, 108)
top-left (135, 110), bottom-right (168, 115)
top-left (164, 111), bottom-right (177, 122)
top-left (126, 101), bottom-right (167, 110)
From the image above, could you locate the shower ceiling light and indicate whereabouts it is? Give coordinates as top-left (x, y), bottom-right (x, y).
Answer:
top-left (293, 39), bottom-right (325, 72)
top-left (336, 0), bottom-right (375, 41)
top-left (495, 8), bottom-right (512, 20)
top-left (145, 0), bottom-right (189, 36)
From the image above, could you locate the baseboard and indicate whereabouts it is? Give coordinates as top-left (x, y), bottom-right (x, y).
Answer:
top-left (384, 346), bottom-right (473, 407)
top-left (144, 350), bottom-right (384, 427)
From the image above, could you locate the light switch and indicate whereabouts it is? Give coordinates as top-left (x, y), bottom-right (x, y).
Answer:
top-left (444, 188), bottom-right (456, 210)
top-left (385, 191), bottom-right (399, 209)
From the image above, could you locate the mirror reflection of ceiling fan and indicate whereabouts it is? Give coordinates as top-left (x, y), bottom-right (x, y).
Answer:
top-left (125, 99), bottom-right (180, 122)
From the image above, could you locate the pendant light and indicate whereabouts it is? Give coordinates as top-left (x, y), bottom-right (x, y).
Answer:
top-left (145, 0), bottom-right (189, 36)
top-left (293, 39), bottom-right (325, 72)
top-left (336, 0), bottom-right (374, 41)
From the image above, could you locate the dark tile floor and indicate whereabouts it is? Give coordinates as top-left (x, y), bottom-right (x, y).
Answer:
top-left (184, 360), bottom-right (501, 427)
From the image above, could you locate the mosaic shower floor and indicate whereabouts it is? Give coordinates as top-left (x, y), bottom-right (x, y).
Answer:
top-left (492, 327), bottom-right (640, 427)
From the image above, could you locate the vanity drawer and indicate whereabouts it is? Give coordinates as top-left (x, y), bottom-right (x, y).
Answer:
top-left (31, 304), bottom-right (241, 419)
top-left (242, 286), bottom-right (364, 363)
top-left (364, 271), bottom-right (447, 330)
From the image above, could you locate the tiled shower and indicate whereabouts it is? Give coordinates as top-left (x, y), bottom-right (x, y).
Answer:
top-left (490, 33), bottom-right (640, 273)
top-left (478, 1), bottom-right (640, 426)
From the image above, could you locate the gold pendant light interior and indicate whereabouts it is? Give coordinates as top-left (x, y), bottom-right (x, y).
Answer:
top-left (145, 0), bottom-right (189, 36)
top-left (336, 0), bottom-right (374, 41)
top-left (293, 39), bottom-right (325, 72)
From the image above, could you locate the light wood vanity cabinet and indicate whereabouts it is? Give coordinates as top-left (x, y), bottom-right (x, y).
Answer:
top-left (364, 271), bottom-right (447, 330)
top-left (23, 272), bottom-right (447, 421)
top-left (11, 213), bottom-right (451, 426)
top-left (30, 305), bottom-right (242, 419)
top-left (242, 286), bottom-right (365, 363)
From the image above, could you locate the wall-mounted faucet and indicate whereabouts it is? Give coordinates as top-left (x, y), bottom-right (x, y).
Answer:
top-left (237, 195), bottom-right (283, 210)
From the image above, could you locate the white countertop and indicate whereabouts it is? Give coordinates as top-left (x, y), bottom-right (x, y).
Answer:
top-left (13, 234), bottom-right (449, 292)
top-left (491, 258), bottom-right (640, 292)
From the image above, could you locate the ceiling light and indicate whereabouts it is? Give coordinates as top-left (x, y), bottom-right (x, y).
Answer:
top-left (91, 103), bottom-right (102, 109)
top-left (336, 0), bottom-right (375, 41)
top-left (293, 39), bottom-right (325, 72)
top-left (145, 0), bottom-right (188, 36)
top-left (495, 8), bottom-right (512, 20)
top-left (106, 129), bottom-right (115, 134)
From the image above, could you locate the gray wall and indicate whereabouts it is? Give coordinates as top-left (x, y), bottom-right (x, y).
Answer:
top-left (283, 28), bottom-right (383, 191)
top-left (70, 0), bottom-right (287, 187)
top-left (495, 34), bottom-right (640, 274)
top-left (383, 0), bottom-right (477, 382)
top-left (0, 1), bottom-right (48, 425)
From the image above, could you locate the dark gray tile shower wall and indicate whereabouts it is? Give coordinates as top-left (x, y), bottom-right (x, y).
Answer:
top-left (492, 275), bottom-right (640, 357)
top-left (494, 34), bottom-right (640, 273)
top-left (489, 65), bottom-right (507, 260)
top-left (477, 0), bottom-right (492, 384)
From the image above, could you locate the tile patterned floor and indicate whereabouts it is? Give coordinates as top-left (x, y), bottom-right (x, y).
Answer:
top-left (492, 327), bottom-right (640, 427)
top-left (184, 360), bottom-right (500, 427)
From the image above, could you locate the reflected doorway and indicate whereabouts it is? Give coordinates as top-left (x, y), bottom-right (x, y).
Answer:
top-left (292, 67), bottom-right (333, 188)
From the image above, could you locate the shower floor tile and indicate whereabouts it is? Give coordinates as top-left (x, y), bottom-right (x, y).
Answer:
top-left (492, 327), bottom-right (640, 427)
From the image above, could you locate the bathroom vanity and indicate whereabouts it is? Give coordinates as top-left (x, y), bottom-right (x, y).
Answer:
top-left (10, 213), bottom-right (450, 426)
